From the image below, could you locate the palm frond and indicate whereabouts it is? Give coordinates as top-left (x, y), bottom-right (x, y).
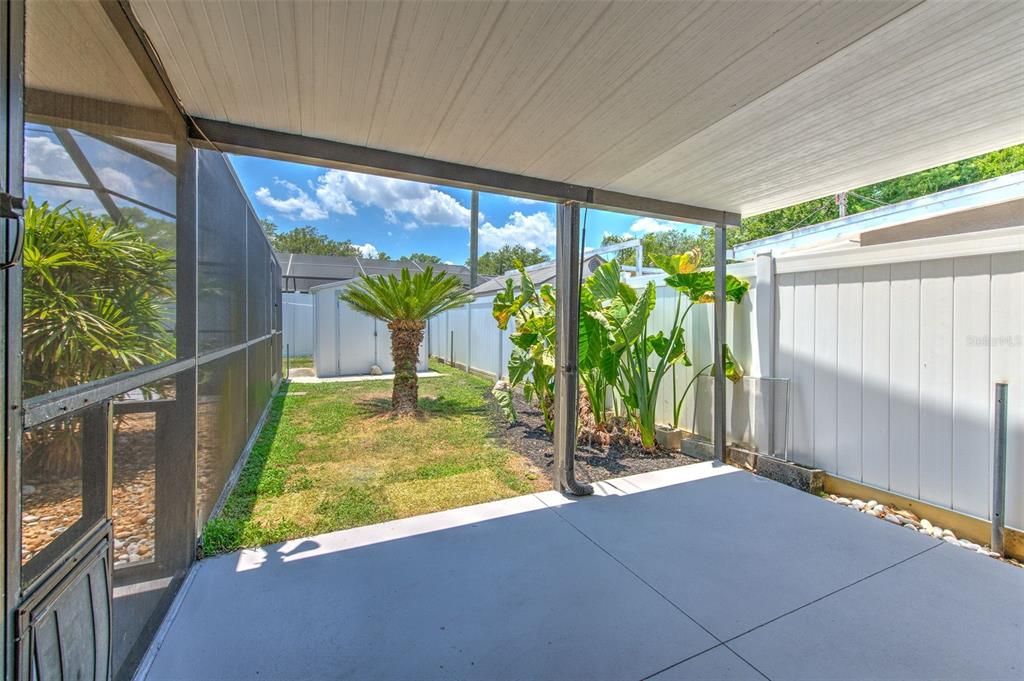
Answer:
top-left (338, 266), bottom-right (473, 323)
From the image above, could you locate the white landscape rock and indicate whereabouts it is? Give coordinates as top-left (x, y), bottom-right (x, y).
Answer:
top-left (920, 518), bottom-right (933, 531)
top-left (851, 499), bottom-right (866, 510)
top-left (865, 500), bottom-right (878, 510)
top-left (884, 514), bottom-right (904, 525)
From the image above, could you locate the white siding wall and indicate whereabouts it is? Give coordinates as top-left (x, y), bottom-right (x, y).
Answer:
top-left (776, 247), bottom-right (1023, 529)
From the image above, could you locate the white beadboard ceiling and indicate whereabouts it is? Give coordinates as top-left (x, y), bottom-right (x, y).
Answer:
top-left (27, 0), bottom-right (161, 108)
top-left (130, 0), bottom-right (1024, 216)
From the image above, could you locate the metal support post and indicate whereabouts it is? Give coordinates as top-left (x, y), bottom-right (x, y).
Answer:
top-left (553, 202), bottom-right (592, 496)
top-left (992, 381), bottom-right (1008, 556)
top-left (713, 223), bottom-right (728, 463)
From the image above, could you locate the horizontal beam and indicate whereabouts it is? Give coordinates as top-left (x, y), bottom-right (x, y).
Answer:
top-left (188, 118), bottom-right (738, 226)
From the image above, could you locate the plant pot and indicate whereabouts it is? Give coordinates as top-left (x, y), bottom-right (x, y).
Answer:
top-left (655, 424), bottom-right (684, 451)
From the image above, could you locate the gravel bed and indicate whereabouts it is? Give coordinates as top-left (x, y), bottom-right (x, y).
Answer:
top-left (827, 494), bottom-right (1022, 568)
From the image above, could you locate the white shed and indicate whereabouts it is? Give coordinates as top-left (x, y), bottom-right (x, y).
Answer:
top-left (310, 280), bottom-right (429, 378)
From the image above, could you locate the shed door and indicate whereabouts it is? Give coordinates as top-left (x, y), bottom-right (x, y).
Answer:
top-left (335, 298), bottom-right (378, 376)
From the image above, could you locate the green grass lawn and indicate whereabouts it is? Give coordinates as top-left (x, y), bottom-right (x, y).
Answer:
top-left (202, 361), bottom-right (544, 555)
top-left (284, 354), bottom-right (313, 370)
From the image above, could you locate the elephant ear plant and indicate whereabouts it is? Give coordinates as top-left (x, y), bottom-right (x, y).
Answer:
top-left (340, 267), bottom-right (472, 415)
top-left (587, 249), bottom-right (750, 450)
top-left (492, 266), bottom-right (557, 433)
top-left (661, 253), bottom-right (749, 432)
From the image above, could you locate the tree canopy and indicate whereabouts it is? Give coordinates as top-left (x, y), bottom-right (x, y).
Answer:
top-left (473, 244), bottom-right (548, 275)
top-left (262, 222), bottom-right (361, 257)
top-left (407, 252), bottom-right (442, 264)
top-left (604, 143), bottom-right (1024, 267)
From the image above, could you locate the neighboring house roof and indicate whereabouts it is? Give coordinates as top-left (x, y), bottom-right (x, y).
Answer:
top-left (277, 252), bottom-right (482, 292)
top-left (468, 255), bottom-right (605, 298)
top-left (730, 171), bottom-right (1024, 260)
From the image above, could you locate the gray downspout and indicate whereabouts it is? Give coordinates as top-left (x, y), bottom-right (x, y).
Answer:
top-left (554, 202), bottom-right (593, 496)
top-left (713, 221), bottom-right (728, 463)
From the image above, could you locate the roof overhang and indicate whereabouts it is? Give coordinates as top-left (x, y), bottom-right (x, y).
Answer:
top-left (122, 0), bottom-right (1023, 220)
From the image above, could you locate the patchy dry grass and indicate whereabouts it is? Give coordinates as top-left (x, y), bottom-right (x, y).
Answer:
top-left (202, 361), bottom-right (543, 554)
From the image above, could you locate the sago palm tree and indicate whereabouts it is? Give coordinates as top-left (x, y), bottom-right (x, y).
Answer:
top-left (339, 267), bottom-right (472, 414)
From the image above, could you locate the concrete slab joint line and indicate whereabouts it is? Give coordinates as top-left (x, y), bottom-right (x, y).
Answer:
top-left (138, 464), bottom-right (1024, 681)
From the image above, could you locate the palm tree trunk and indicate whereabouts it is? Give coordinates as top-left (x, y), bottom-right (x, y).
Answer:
top-left (388, 319), bottom-right (425, 414)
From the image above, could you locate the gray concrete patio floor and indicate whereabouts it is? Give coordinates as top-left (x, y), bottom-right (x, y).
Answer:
top-left (140, 463), bottom-right (1023, 681)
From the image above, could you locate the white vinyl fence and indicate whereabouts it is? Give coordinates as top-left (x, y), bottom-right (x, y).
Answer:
top-left (430, 228), bottom-right (1023, 531)
top-left (282, 292), bottom-right (314, 357)
top-left (773, 230), bottom-right (1023, 530)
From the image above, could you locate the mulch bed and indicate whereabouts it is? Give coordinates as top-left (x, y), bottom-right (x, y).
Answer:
top-left (495, 392), bottom-right (699, 487)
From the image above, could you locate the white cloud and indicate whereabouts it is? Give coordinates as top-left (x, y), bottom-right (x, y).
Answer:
top-left (314, 170), bottom-right (473, 226)
top-left (479, 211), bottom-right (556, 253)
top-left (254, 178), bottom-right (327, 220)
top-left (403, 221), bottom-right (419, 231)
top-left (509, 196), bottom-right (544, 205)
top-left (97, 167), bottom-right (136, 196)
top-left (356, 242), bottom-right (378, 258)
top-left (628, 217), bottom-right (677, 235)
top-left (24, 135), bottom-right (82, 182)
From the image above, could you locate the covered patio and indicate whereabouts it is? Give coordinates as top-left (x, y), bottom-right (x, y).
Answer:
top-left (6, 1), bottom-right (1022, 679)
top-left (140, 463), bottom-right (1022, 680)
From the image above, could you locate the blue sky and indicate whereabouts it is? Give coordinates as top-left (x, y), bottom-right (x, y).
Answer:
top-left (228, 154), bottom-right (700, 264)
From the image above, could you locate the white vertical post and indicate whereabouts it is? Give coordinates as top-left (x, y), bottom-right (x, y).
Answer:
top-left (754, 252), bottom-right (776, 454)
top-left (470, 190), bottom-right (479, 288)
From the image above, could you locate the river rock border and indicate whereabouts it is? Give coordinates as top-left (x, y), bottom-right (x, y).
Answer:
top-left (826, 494), bottom-right (1021, 568)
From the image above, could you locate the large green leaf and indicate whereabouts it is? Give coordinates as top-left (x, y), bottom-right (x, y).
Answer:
top-left (584, 260), bottom-right (623, 300)
top-left (724, 343), bottom-right (745, 383)
top-left (664, 272), bottom-right (750, 304)
top-left (507, 350), bottom-right (532, 386)
top-left (612, 283), bottom-right (656, 350)
top-left (653, 248), bottom-right (701, 276)
top-left (649, 332), bottom-right (669, 358)
top-left (491, 385), bottom-right (517, 424)
top-left (599, 347), bottom-right (620, 384)
top-left (492, 279), bottom-right (521, 329)
top-left (509, 331), bottom-right (538, 351)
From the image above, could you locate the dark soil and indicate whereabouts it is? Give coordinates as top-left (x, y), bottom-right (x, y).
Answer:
top-left (495, 392), bottom-right (699, 487)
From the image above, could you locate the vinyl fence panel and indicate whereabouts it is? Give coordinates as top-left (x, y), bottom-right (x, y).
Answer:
top-left (775, 240), bottom-right (1023, 530)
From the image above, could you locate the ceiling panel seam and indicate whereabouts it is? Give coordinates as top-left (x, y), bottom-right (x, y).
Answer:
top-left (422, 0), bottom-right (510, 157)
top-left (468, 0), bottom-right (616, 168)
top-left (598, 0), bottom-right (927, 192)
top-left (364, 2), bottom-right (404, 147)
top-left (516, 0), bottom-right (721, 180)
